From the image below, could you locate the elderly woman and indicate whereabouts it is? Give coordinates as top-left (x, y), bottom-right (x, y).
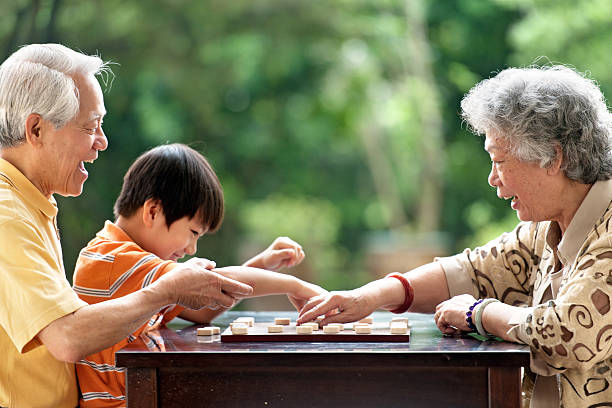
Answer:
top-left (0, 44), bottom-right (252, 407)
top-left (299, 65), bottom-right (612, 407)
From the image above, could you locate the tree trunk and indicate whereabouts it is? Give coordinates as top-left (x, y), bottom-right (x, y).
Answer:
top-left (403, 0), bottom-right (445, 233)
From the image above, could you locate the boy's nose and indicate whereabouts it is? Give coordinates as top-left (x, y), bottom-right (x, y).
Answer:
top-left (186, 240), bottom-right (197, 256)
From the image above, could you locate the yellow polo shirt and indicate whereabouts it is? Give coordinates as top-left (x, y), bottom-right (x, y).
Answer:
top-left (0, 158), bottom-right (87, 407)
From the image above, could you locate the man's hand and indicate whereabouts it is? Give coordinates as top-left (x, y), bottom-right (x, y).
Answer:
top-left (155, 258), bottom-right (253, 310)
top-left (244, 237), bottom-right (305, 271)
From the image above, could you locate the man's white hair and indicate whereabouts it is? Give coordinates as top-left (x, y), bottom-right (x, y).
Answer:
top-left (0, 43), bottom-right (113, 148)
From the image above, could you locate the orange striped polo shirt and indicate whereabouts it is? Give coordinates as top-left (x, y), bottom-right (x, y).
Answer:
top-left (72, 221), bottom-right (184, 407)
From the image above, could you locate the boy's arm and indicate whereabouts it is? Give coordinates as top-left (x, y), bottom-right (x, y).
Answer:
top-left (178, 306), bottom-right (226, 324)
top-left (213, 266), bottom-right (326, 306)
top-left (243, 237), bottom-right (305, 271)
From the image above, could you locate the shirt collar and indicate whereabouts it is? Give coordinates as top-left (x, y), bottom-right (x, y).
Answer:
top-left (98, 220), bottom-right (134, 242)
top-left (0, 158), bottom-right (57, 218)
top-left (556, 179), bottom-right (612, 266)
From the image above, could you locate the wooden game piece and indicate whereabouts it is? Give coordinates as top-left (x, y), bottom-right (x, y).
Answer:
top-left (391, 317), bottom-right (409, 326)
top-left (355, 325), bottom-right (372, 334)
top-left (302, 322), bottom-right (319, 331)
top-left (197, 327), bottom-right (216, 336)
top-left (390, 322), bottom-right (408, 334)
top-left (235, 317), bottom-right (254, 327)
top-left (359, 317), bottom-right (373, 324)
top-left (352, 323), bottom-right (369, 331)
top-left (267, 325), bottom-right (283, 333)
top-left (328, 323), bottom-right (345, 330)
top-left (296, 325), bottom-right (313, 334)
top-left (231, 323), bottom-right (248, 335)
top-left (274, 317), bottom-right (291, 326)
top-left (323, 325), bottom-right (341, 334)
top-left (211, 326), bottom-right (221, 335)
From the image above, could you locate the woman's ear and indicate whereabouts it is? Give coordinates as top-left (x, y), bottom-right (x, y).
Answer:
top-left (547, 145), bottom-right (564, 176)
top-left (24, 114), bottom-right (44, 147)
top-left (142, 198), bottom-right (164, 228)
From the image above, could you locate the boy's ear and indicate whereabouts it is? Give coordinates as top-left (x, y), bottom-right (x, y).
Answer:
top-left (142, 198), bottom-right (163, 228)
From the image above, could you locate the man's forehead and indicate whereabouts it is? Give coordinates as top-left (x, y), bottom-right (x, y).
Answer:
top-left (74, 76), bottom-right (106, 121)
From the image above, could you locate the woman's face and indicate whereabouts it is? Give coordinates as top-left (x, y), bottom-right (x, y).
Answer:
top-left (485, 133), bottom-right (555, 222)
top-left (37, 74), bottom-right (107, 197)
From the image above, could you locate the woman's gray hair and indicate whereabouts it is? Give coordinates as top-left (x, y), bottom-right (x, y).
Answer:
top-left (461, 65), bottom-right (612, 184)
top-left (0, 43), bottom-right (113, 148)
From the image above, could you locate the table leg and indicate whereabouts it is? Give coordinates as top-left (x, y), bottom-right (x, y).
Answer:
top-left (126, 367), bottom-right (158, 408)
top-left (488, 366), bottom-right (522, 408)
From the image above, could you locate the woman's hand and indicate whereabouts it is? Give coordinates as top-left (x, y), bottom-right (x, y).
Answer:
top-left (433, 294), bottom-right (478, 335)
top-left (297, 287), bottom-right (380, 325)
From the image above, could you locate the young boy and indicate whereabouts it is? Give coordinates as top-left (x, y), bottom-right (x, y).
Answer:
top-left (72, 143), bottom-right (324, 407)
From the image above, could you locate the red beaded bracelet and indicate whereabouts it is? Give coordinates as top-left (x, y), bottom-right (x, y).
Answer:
top-left (385, 273), bottom-right (414, 314)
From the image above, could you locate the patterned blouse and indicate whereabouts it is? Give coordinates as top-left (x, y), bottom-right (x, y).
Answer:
top-left (437, 179), bottom-right (612, 408)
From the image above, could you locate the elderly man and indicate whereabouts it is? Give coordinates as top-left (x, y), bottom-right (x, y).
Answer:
top-left (299, 65), bottom-right (612, 407)
top-left (0, 44), bottom-right (253, 407)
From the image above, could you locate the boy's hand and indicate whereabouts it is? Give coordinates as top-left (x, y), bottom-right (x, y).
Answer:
top-left (244, 237), bottom-right (305, 271)
top-left (287, 279), bottom-right (327, 311)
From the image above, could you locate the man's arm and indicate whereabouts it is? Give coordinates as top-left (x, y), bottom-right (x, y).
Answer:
top-left (38, 259), bottom-right (253, 362)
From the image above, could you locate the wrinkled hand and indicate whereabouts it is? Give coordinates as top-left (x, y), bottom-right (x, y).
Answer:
top-left (156, 258), bottom-right (253, 310)
top-left (287, 280), bottom-right (328, 311)
top-left (297, 288), bottom-right (378, 325)
top-left (434, 294), bottom-right (478, 335)
top-left (250, 237), bottom-right (305, 271)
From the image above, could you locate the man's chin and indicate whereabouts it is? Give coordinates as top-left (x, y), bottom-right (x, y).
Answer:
top-left (57, 186), bottom-right (85, 197)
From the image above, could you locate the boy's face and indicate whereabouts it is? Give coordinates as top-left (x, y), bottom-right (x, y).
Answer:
top-left (149, 215), bottom-right (207, 261)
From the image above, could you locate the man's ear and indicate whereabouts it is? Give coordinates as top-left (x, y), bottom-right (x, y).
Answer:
top-left (24, 113), bottom-right (44, 147)
top-left (546, 145), bottom-right (564, 176)
top-left (142, 198), bottom-right (164, 228)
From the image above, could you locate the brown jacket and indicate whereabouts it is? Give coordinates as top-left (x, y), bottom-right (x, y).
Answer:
top-left (438, 179), bottom-right (612, 408)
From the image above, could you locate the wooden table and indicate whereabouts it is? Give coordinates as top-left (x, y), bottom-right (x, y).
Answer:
top-left (116, 311), bottom-right (529, 408)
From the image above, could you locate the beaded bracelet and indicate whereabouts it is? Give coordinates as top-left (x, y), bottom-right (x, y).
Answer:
top-left (465, 298), bottom-right (483, 332)
top-left (474, 298), bottom-right (500, 337)
top-left (385, 273), bottom-right (414, 314)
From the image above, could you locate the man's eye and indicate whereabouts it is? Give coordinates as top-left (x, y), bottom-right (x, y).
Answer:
top-left (191, 230), bottom-right (199, 236)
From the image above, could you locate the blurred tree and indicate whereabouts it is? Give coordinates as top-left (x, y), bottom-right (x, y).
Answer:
top-left (3, 0), bottom-right (606, 293)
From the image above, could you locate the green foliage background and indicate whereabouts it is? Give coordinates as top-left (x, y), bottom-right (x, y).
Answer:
top-left (2, 0), bottom-right (611, 291)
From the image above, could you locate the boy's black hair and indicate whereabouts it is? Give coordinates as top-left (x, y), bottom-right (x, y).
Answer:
top-left (114, 143), bottom-right (224, 232)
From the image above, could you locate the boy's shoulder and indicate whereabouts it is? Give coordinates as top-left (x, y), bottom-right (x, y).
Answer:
top-left (73, 224), bottom-right (175, 301)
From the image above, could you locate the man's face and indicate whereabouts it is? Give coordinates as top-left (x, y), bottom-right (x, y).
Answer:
top-left (39, 74), bottom-right (107, 197)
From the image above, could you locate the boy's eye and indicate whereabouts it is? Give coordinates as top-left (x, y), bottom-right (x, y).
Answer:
top-left (191, 230), bottom-right (199, 237)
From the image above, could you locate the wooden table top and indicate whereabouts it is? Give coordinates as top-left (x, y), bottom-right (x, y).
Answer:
top-left (116, 311), bottom-right (530, 368)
